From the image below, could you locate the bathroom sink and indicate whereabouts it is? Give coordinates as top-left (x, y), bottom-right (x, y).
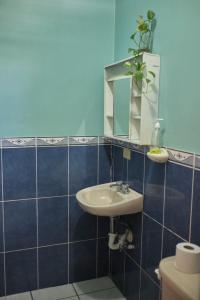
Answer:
top-left (76, 182), bottom-right (143, 217)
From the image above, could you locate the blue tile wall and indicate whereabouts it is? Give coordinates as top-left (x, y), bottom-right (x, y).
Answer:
top-left (1, 137), bottom-right (198, 298)
top-left (4, 200), bottom-right (37, 251)
top-left (38, 245), bottom-right (68, 288)
top-left (3, 148), bottom-right (36, 200)
top-left (0, 137), bottom-right (111, 296)
top-left (110, 143), bottom-right (199, 299)
top-left (38, 196), bottom-right (68, 246)
top-left (6, 249), bottom-right (37, 295)
top-left (69, 145), bottom-right (98, 195)
top-left (37, 147), bottom-right (68, 197)
top-left (69, 240), bottom-right (96, 283)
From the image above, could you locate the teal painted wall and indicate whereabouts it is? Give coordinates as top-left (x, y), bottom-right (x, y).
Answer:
top-left (0, 0), bottom-right (115, 137)
top-left (115, 0), bottom-right (200, 153)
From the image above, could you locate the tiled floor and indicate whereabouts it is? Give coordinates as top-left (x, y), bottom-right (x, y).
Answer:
top-left (0, 277), bottom-right (125, 300)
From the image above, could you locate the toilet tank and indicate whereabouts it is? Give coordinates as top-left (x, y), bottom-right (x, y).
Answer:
top-left (159, 257), bottom-right (200, 300)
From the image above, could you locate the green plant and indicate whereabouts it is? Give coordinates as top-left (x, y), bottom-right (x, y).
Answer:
top-left (124, 10), bottom-right (156, 90)
top-left (129, 10), bottom-right (156, 54)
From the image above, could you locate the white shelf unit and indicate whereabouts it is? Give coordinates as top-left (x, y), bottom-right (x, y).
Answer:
top-left (104, 52), bottom-right (160, 145)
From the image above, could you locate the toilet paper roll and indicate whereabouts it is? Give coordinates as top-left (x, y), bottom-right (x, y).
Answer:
top-left (175, 242), bottom-right (200, 274)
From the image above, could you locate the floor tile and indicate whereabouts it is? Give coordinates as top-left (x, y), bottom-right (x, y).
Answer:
top-left (64, 298), bottom-right (78, 300)
top-left (0, 292), bottom-right (32, 300)
top-left (31, 284), bottom-right (76, 300)
top-left (73, 276), bottom-right (115, 295)
top-left (78, 287), bottom-right (125, 300)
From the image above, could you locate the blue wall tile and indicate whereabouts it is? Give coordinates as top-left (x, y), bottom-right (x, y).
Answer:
top-left (191, 170), bottom-right (200, 246)
top-left (69, 146), bottom-right (98, 195)
top-left (3, 148), bottom-right (36, 200)
top-left (0, 203), bottom-right (4, 252)
top-left (140, 271), bottom-right (160, 300)
top-left (0, 156), bottom-right (2, 201)
top-left (0, 254), bottom-right (5, 296)
top-left (99, 145), bottom-right (112, 184)
top-left (124, 255), bottom-right (140, 300)
top-left (69, 196), bottom-right (97, 242)
top-left (98, 216), bottom-right (109, 238)
top-left (97, 238), bottom-right (109, 277)
top-left (142, 215), bottom-right (162, 283)
top-left (162, 228), bottom-right (184, 258)
top-left (4, 200), bottom-right (37, 251)
top-left (123, 213), bottom-right (142, 265)
top-left (69, 240), bottom-right (96, 283)
top-left (38, 196), bottom-right (68, 246)
top-left (165, 162), bottom-right (192, 240)
top-left (144, 159), bottom-right (165, 223)
top-left (128, 151), bottom-right (144, 193)
top-left (38, 244), bottom-right (68, 288)
top-left (37, 147), bottom-right (68, 197)
top-left (113, 146), bottom-right (127, 182)
top-left (111, 250), bottom-right (125, 294)
top-left (6, 249), bottom-right (37, 295)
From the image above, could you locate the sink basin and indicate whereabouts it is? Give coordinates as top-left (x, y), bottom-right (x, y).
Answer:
top-left (76, 182), bottom-right (143, 217)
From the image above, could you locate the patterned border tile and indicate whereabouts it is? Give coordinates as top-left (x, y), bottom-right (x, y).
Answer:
top-left (99, 136), bottom-right (112, 145)
top-left (195, 155), bottom-right (200, 169)
top-left (107, 136), bottom-right (145, 153)
top-left (2, 138), bottom-right (36, 148)
top-left (37, 137), bottom-right (68, 146)
top-left (69, 136), bottom-right (98, 145)
top-left (167, 148), bottom-right (194, 167)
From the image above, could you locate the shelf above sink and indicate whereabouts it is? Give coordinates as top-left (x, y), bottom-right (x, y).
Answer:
top-left (76, 182), bottom-right (143, 217)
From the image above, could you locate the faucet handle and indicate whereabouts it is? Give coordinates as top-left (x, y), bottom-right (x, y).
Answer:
top-left (121, 183), bottom-right (130, 194)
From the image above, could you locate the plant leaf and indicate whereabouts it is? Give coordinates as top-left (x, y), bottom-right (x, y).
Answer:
top-left (130, 32), bottom-right (137, 40)
top-left (146, 78), bottom-right (151, 84)
top-left (147, 10), bottom-right (155, 20)
top-left (148, 70), bottom-right (156, 78)
top-left (136, 16), bottom-right (144, 24)
top-left (125, 71), bottom-right (134, 76)
top-left (124, 61), bottom-right (132, 68)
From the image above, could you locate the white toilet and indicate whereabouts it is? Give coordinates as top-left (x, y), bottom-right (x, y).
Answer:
top-left (159, 257), bottom-right (200, 300)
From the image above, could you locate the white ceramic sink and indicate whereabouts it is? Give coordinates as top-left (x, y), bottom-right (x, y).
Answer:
top-left (76, 182), bottom-right (143, 217)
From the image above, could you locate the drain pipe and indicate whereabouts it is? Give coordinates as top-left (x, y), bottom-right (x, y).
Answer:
top-left (108, 217), bottom-right (119, 250)
top-left (108, 217), bottom-right (134, 251)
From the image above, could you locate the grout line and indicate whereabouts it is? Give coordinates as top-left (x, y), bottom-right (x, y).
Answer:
top-left (35, 139), bottom-right (39, 289)
top-left (143, 212), bottom-right (163, 227)
top-left (189, 156), bottom-right (195, 242)
top-left (168, 159), bottom-right (194, 169)
top-left (74, 286), bottom-right (117, 297)
top-left (139, 153), bottom-right (146, 300)
top-left (1, 138), bottom-right (7, 296)
top-left (96, 138), bottom-right (100, 278)
top-left (2, 238), bottom-right (107, 254)
top-left (67, 138), bottom-right (70, 284)
top-left (3, 194), bottom-right (74, 203)
top-left (124, 249), bottom-right (160, 289)
top-left (160, 163), bottom-right (167, 259)
top-left (30, 290), bottom-right (34, 300)
top-left (123, 252), bottom-right (126, 293)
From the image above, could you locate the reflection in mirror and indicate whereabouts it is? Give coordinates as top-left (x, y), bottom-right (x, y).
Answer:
top-left (113, 78), bottom-right (131, 137)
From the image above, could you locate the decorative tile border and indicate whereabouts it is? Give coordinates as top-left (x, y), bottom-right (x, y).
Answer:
top-left (107, 136), bottom-right (145, 153)
top-left (167, 148), bottom-right (194, 167)
top-left (69, 136), bottom-right (98, 145)
top-left (37, 137), bottom-right (68, 146)
top-left (195, 155), bottom-right (200, 169)
top-left (2, 138), bottom-right (36, 148)
top-left (0, 136), bottom-right (199, 170)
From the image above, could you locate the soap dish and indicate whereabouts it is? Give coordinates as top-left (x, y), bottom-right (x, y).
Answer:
top-left (147, 148), bottom-right (169, 163)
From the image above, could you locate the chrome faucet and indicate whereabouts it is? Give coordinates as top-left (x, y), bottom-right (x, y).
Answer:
top-left (110, 181), bottom-right (130, 194)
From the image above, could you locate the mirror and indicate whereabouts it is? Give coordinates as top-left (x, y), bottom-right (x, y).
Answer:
top-left (113, 78), bottom-right (131, 137)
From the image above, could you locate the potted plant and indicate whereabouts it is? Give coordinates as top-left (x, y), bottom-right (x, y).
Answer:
top-left (124, 10), bottom-right (156, 89)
